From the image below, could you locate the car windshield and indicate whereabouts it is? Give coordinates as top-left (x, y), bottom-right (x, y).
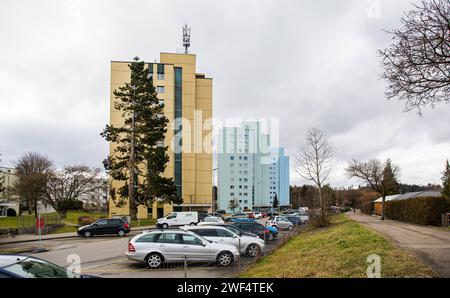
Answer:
top-left (3, 257), bottom-right (79, 278)
top-left (224, 225), bottom-right (242, 235)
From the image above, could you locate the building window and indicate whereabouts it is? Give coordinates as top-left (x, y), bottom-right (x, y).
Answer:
top-left (230, 193), bottom-right (235, 196)
top-left (157, 73), bottom-right (165, 80)
top-left (157, 86), bottom-right (165, 94)
top-left (230, 185), bottom-right (234, 189)
top-left (230, 156), bottom-right (234, 160)
top-left (244, 156), bottom-right (248, 160)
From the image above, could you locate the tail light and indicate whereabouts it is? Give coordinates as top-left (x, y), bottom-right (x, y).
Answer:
top-left (124, 223), bottom-right (130, 229)
top-left (128, 243), bottom-right (135, 252)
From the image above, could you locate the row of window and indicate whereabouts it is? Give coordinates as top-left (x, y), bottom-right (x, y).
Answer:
top-left (230, 156), bottom-right (248, 161)
top-left (229, 192), bottom-right (248, 197)
top-left (230, 185), bottom-right (249, 189)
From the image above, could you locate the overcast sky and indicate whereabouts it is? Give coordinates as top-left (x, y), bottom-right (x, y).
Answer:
top-left (0, 0), bottom-right (449, 188)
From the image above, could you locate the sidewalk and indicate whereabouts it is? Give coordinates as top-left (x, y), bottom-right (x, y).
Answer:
top-left (347, 211), bottom-right (450, 277)
top-left (0, 225), bottom-right (155, 245)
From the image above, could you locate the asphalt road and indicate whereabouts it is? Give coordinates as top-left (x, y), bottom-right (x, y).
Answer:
top-left (2, 220), bottom-right (302, 278)
top-left (347, 212), bottom-right (450, 277)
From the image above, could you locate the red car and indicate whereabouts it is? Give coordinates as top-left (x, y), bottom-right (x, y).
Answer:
top-left (261, 212), bottom-right (268, 218)
top-left (246, 212), bottom-right (255, 219)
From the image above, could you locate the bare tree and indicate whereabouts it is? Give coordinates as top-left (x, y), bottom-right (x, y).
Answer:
top-left (13, 152), bottom-right (53, 217)
top-left (295, 128), bottom-right (336, 226)
top-left (379, 0), bottom-right (450, 114)
top-left (42, 165), bottom-right (101, 218)
top-left (228, 198), bottom-right (239, 213)
top-left (345, 159), bottom-right (400, 220)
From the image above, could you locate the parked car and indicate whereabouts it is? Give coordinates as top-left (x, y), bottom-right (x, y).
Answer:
top-left (156, 212), bottom-right (198, 228)
top-left (267, 216), bottom-right (294, 231)
top-left (228, 218), bottom-right (255, 223)
top-left (231, 221), bottom-right (278, 240)
top-left (246, 212), bottom-right (255, 219)
top-left (198, 212), bottom-right (209, 222)
top-left (266, 210), bottom-right (278, 217)
top-left (0, 255), bottom-right (97, 278)
top-left (216, 210), bottom-right (226, 215)
top-left (197, 216), bottom-right (225, 225)
top-left (284, 215), bottom-right (301, 226)
top-left (226, 212), bottom-right (248, 222)
top-left (126, 230), bottom-right (239, 268)
top-left (261, 212), bottom-right (268, 218)
top-left (181, 225), bottom-right (265, 257)
top-left (208, 212), bottom-right (225, 219)
top-left (78, 218), bottom-right (130, 237)
top-left (253, 211), bottom-right (263, 219)
top-left (196, 223), bottom-right (260, 238)
top-left (292, 212), bottom-right (310, 224)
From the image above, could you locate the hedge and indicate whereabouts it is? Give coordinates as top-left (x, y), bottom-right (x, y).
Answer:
top-left (385, 196), bottom-right (450, 226)
top-left (360, 201), bottom-right (373, 215)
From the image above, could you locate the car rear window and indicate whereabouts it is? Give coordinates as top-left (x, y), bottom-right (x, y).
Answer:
top-left (108, 219), bottom-right (123, 225)
top-left (157, 233), bottom-right (181, 244)
top-left (195, 229), bottom-right (218, 237)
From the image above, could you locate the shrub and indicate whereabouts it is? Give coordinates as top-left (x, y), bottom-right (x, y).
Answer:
top-left (78, 216), bottom-right (96, 225)
top-left (385, 196), bottom-right (450, 226)
top-left (360, 201), bottom-right (373, 215)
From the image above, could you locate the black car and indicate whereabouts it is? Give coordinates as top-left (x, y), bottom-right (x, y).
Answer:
top-left (78, 218), bottom-right (131, 237)
top-left (207, 224), bottom-right (259, 238)
top-left (285, 215), bottom-right (301, 226)
top-left (198, 212), bottom-right (209, 222)
top-left (231, 222), bottom-right (273, 240)
top-left (0, 255), bottom-right (98, 278)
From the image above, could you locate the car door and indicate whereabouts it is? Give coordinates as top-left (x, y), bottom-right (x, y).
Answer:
top-left (181, 234), bottom-right (212, 261)
top-left (92, 219), bottom-right (109, 235)
top-left (216, 228), bottom-right (241, 252)
top-left (107, 219), bottom-right (121, 234)
top-left (155, 232), bottom-right (184, 260)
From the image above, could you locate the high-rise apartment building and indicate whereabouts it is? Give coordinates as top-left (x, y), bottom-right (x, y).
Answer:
top-left (109, 52), bottom-right (213, 219)
top-left (217, 122), bottom-right (290, 212)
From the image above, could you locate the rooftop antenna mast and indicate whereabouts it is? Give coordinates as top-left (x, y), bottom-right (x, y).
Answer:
top-left (182, 23), bottom-right (191, 54)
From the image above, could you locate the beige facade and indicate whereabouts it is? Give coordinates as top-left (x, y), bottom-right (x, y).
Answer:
top-left (109, 52), bottom-right (213, 219)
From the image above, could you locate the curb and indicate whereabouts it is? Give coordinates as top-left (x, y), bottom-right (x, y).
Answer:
top-left (0, 226), bottom-right (154, 245)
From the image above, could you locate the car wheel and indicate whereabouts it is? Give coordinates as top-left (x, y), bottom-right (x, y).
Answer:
top-left (189, 222), bottom-right (196, 226)
top-left (246, 244), bottom-right (261, 257)
top-left (161, 223), bottom-right (168, 229)
top-left (118, 229), bottom-right (125, 237)
top-left (146, 253), bottom-right (163, 268)
top-left (288, 225), bottom-right (294, 231)
top-left (83, 230), bottom-right (92, 238)
top-left (217, 251), bottom-right (234, 267)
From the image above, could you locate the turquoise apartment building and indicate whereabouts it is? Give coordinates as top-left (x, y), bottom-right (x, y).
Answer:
top-left (217, 122), bottom-right (290, 212)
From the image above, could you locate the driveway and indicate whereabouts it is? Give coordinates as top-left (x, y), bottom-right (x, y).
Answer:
top-left (347, 212), bottom-right (450, 277)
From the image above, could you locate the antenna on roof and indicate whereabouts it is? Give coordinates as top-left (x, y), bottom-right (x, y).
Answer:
top-left (182, 23), bottom-right (191, 54)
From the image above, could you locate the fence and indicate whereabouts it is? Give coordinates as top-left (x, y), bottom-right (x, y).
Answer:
top-left (17, 213), bottom-right (64, 235)
top-left (442, 213), bottom-right (450, 227)
top-left (84, 225), bottom-right (303, 278)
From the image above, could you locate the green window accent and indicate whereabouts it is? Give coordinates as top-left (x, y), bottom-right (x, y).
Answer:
top-left (148, 63), bottom-right (154, 73)
top-left (157, 64), bottom-right (165, 74)
top-left (174, 67), bottom-right (182, 197)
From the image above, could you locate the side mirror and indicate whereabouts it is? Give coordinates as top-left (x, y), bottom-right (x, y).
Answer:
top-left (202, 242), bottom-right (208, 247)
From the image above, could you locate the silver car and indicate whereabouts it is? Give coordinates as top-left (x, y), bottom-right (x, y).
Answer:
top-left (181, 225), bottom-right (265, 257)
top-left (268, 216), bottom-right (295, 231)
top-left (126, 229), bottom-right (239, 268)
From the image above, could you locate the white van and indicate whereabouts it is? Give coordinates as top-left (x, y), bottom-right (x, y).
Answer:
top-left (156, 212), bottom-right (199, 228)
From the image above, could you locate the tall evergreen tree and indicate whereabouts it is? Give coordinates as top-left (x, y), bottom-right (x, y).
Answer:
top-left (442, 159), bottom-right (450, 199)
top-left (383, 159), bottom-right (401, 196)
top-left (101, 57), bottom-right (180, 219)
top-left (272, 194), bottom-right (279, 209)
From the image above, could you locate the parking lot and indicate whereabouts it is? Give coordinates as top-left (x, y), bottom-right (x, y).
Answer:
top-left (0, 218), bottom-right (304, 278)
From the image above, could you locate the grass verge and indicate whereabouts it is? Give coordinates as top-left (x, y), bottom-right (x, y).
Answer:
top-left (240, 214), bottom-right (437, 278)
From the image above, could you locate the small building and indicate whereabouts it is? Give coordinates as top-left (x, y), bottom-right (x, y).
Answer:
top-left (373, 191), bottom-right (442, 216)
